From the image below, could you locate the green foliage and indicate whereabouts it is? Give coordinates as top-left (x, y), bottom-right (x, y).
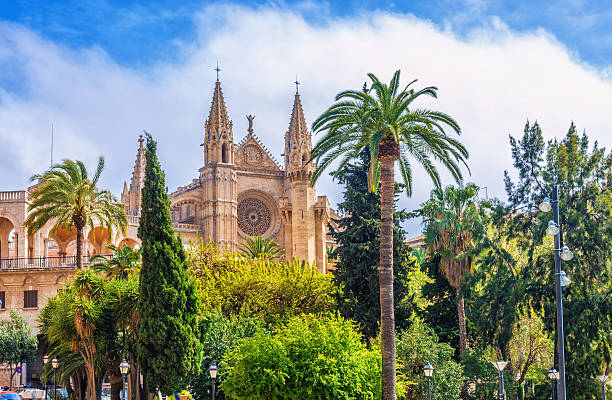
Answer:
top-left (221, 314), bottom-right (405, 400)
top-left (460, 348), bottom-right (519, 400)
top-left (395, 316), bottom-right (464, 400)
top-left (0, 309), bottom-right (38, 387)
top-left (476, 122), bottom-right (612, 399)
top-left (328, 150), bottom-right (416, 338)
top-left (238, 236), bottom-right (284, 260)
top-left (419, 183), bottom-right (489, 354)
top-left (24, 157), bottom-right (127, 269)
top-left (190, 313), bottom-right (262, 400)
top-left (136, 134), bottom-right (202, 395)
top-left (91, 244), bottom-right (141, 279)
top-left (187, 241), bottom-right (337, 325)
top-left (39, 267), bottom-right (140, 400)
top-left (310, 70), bottom-right (468, 196)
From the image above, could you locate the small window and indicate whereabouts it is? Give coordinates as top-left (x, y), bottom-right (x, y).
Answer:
top-left (0, 291), bottom-right (5, 309)
top-left (222, 144), bottom-right (228, 163)
top-left (24, 290), bottom-right (38, 308)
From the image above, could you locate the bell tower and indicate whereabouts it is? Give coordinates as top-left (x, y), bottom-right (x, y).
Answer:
top-left (199, 75), bottom-right (238, 249)
top-left (282, 88), bottom-right (328, 272)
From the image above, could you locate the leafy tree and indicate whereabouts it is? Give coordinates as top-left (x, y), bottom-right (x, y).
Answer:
top-left (136, 134), bottom-right (202, 395)
top-left (238, 236), bottom-right (283, 260)
top-left (24, 157), bottom-right (127, 269)
top-left (222, 314), bottom-right (406, 400)
top-left (507, 314), bottom-right (554, 398)
top-left (187, 241), bottom-right (337, 325)
top-left (481, 122), bottom-right (611, 399)
top-left (0, 309), bottom-right (38, 389)
top-left (395, 316), bottom-right (465, 400)
top-left (328, 150), bottom-right (414, 338)
top-left (311, 70), bottom-right (468, 400)
top-left (419, 183), bottom-right (488, 354)
top-left (190, 313), bottom-right (262, 400)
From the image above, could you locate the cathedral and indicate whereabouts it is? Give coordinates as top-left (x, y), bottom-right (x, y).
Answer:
top-left (120, 78), bottom-right (331, 273)
top-left (0, 77), bottom-right (331, 386)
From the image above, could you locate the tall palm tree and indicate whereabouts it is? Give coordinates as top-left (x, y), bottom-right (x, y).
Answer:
top-left (419, 183), bottom-right (487, 354)
top-left (311, 70), bottom-right (468, 400)
top-left (239, 235), bottom-right (284, 260)
top-left (24, 157), bottom-right (127, 269)
top-left (91, 244), bottom-right (141, 279)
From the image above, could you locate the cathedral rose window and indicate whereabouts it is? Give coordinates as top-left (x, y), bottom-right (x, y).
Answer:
top-left (237, 197), bottom-right (272, 236)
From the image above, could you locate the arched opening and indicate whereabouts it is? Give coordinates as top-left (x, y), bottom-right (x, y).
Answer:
top-left (222, 144), bottom-right (228, 163)
top-left (0, 217), bottom-right (15, 259)
top-left (88, 227), bottom-right (111, 255)
top-left (302, 153), bottom-right (308, 164)
top-left (118, 238), bottom-right (139, 249)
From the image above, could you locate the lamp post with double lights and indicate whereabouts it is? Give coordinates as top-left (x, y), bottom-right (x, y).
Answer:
top-left (492, 361), bottom-right (509, 400)
top-left (119, 360), bottom-right (129, 400)
top-left (539, 186), bottom-right (574, 400)
top-left (548, 368), bottom-right (559, 400)
top-left (51, 358), bottom-right (59, 400)
top-left (596, 375), bottom-right (609, 400)
top-left (209, 362), bottom-right (218, 400)
top-left (423, 362), bottom-right (434, 400)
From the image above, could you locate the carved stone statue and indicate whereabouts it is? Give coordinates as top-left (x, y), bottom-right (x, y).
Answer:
top-left (247, 115), bottom-right (255, 135)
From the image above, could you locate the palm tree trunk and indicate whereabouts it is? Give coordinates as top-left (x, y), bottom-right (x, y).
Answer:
top-left (76, 224), bottom-right (84, 269)
top-left (457, 288), bottom-right (467, 354)
top-left (378, 139), bottom-right (399, 400)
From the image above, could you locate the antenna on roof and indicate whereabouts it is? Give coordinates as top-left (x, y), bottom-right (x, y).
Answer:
top-left (50, 123), bottom-right (54, 167)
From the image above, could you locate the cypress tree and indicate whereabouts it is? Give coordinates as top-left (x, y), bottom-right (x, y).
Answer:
top-left (330, 150), bottom-right (414, 339)
top-left (136, 134), bottom-right (202, 395)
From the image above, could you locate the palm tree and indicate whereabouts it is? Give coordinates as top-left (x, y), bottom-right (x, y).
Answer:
top-left (419, 183), bottom-right (487, 354)
top-left (310, 70), bottom-right (468, 400)
top-left (24, 157), bottom-right (127, 269)
top-left (239, 235), bottom-right (284, 260)
top-left (91, 244), bottom-right (141, 279)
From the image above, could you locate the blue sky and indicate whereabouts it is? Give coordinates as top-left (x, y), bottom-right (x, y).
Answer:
top-left (2, 0), bottom-right (611, 71)
top-left (1, 1), bottom-right (611, 236)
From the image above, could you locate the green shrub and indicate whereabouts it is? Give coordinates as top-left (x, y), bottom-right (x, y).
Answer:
top-left (221, 314), bottom-right (406, 400)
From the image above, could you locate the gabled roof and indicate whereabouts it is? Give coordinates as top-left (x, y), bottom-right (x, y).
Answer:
top-left (235, 132), bottom-right (282, 171)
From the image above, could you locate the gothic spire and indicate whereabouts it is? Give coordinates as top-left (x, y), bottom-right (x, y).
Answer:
top-left (130, 134), bottom-right (146, 191)
top-left (287, 91), bottom-right (310, 144)
top-left (205, 79), bottom-right (233, 141)
top-left (284, 90), bottom-right (313, 175)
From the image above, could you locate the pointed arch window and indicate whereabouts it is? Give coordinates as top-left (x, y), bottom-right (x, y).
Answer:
top-left (222, 144), bottom-right (228, 163)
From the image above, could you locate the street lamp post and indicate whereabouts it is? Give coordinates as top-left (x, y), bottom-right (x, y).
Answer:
top-left (43, 356), bottom-right (49, 400)
top-left (596, 375), bottom-right (609, 400)
top-left (209, 362), bottom-right (218, 400)
top-left (119, 360), bottom-right (129, 400)
top-left (548, 368), bottom-right (559, 400)
top-left (423, 363), bottom-right (434, 400)
top-left (540, 186), bottom-right (573, 400)
top-left (51, 358), bottom-right (59, 400)
top-left (492, 361), bottom-right (509, 400)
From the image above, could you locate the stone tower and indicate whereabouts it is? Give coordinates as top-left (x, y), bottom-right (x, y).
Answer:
top-left (282, 90), bottom-right (328, 272)
top-left (199, 78), bottom-right (238, 249)
top-left (121, 135), bottom-right (146, 216)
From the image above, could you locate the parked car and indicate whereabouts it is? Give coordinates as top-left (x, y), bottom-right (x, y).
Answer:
top-left (0, 391), bottom-right (23, 400)
top-left (18, 389), bottom-right (46, 400)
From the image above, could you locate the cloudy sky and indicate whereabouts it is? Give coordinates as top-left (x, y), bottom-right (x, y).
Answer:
top-left (1, 0), bottom-right (611, 236)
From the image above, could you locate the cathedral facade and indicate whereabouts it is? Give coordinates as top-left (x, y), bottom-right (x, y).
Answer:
top-left (121, 79), bottom-right (331, 272)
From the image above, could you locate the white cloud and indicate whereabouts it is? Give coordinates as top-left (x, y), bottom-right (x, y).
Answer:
top-left (1, 4), bottom-right (611, 235)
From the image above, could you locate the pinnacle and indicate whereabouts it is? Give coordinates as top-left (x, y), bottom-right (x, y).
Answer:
top-left (130, 135), bottom-right (146, 191)
top-left (205, 80), bottom-right (232, 140)
top-left (287, 91), bottom-right (309, 141)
